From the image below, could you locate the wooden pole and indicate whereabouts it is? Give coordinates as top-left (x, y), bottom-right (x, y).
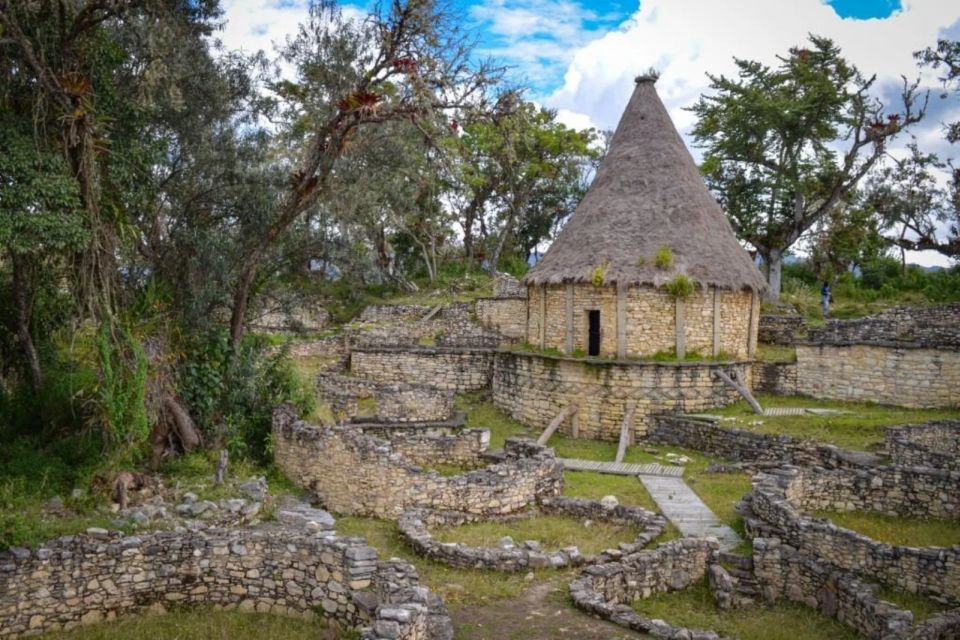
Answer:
top-left (615, 405), bottom-right (636, 463)
top-left (565, 284), bottom-right (574, 354)
top-left (537, 404), bottom-right (579, 445)
top-left (712, 286), bottom-right (722, 357)
top-left (714, 369), bottom-right (763, 415)
top-left (539, 285), bottom-right (547, 349)
top-left (616, 283), bottom-right (627, 359)
top-left (675, 298), bottom-right (686, 359)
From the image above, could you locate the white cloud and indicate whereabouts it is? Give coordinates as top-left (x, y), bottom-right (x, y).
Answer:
top-left (216, 0), bottom-right (365, 57)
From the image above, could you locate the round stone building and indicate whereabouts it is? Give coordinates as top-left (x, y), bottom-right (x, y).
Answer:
top-left (493, 75), bottom-right (767, 441)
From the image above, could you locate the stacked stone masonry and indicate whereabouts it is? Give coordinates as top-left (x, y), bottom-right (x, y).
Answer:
top-left (350, 347), bottom-right (494, 393)
top-left (493, 350), bottom-right (752, 440)
top-left (647, 415), bottom-right (880, 469)
top-left (805, 304), bottom-right (960, 349)
top-left (752, 361), bottom-right (798, 395)
top-left (316, 372), bottom-right (454, 423)
top-left (886, 421), bottom-right (960, 470)
top-left (525, 283), bottom-right (757, 359)
top-left (757, 313), bottom-right (806, 345)
top-left (398, 496), bottom-right (667, 572)
top-left (0, 515), bottom-right (452, 640)
top-left (355, 303), bottom-right (503, 350)
top-left (351, 420), bottom-right (490, 468)
top-left (568, 538), bottom-right (721, 640)
top-left (475, 297), bottom-right (527, 340)
top-left (272, 405), bottom-right (563, 519)
top-left (741, 465), bottom-right (960, 604)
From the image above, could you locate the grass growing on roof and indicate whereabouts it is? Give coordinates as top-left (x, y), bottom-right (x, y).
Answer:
top-left (709, 394), bottom-right (960, 451)
top-left (433, 513), bottom-right (640, 556)
top-left (631, 578), bottom-right (859, 640)
top-left (810, 510), bottom-right (960, 548)
top-left (39, 608), bottom-right (353, 640)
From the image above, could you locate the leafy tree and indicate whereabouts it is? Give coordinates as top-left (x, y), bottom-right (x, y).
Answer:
top-left (691, 35), bottom-right (925, 300)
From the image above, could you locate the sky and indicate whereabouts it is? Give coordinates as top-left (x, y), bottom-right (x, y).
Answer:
top-left (218, 0), bottom-right (960, 267)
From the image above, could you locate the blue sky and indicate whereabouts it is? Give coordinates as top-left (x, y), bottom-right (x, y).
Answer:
top-left (219, 0), bottom-right (960, 265)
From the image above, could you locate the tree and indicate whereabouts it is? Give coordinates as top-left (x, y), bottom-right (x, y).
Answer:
top-left (690, 35), bottom-right (925, 300)
top-left (226, 0), bottom-right (497, 348)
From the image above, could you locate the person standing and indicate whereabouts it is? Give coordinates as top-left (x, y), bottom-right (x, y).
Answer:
top-left (820, 281), bottom-right (831, 318)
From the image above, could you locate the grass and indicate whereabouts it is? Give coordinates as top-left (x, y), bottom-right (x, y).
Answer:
top-left (39, 608), bottom-right (353, 640)
top-left (289, 354), bottom-right (338, 381)
top-left (755, 344), bottom-right (797, 363)
top-left (433, 513), bottom-right (640, 555)
top-left (875, 585), bottom-right (954, 621)
top-left (811, 510), bottom-right (960, 548)
top-left (710, 394), bottom-right (960, 451)
top-left (333, 515), bottom-right (540, 606)
top-left (455, 392), bottom-right (531, 450)
top-left (631, 578), bottom-right (860, 640)
top-left (425, 462), bottom-right (471, 477)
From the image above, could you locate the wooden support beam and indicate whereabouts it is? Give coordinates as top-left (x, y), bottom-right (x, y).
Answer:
top-left (537, 404), bottom-right (579, 445)
top-left (565, 284), bottom-right (574, 354)
top-left (714, 369), bottom-right (763, 415)
top-left (675, 298), bottom-right (686, 359)
top-left (747, 291), bottom-right (758, 358)
top-left (571, 411), bottom-right (580, 439)
top-left (712, 286), bottom-right (722, 357)
top-left (539, 285), bottom-right (547, 349)
top-left (615, 405), bottom-right (636, 463)
top-left (420, 305), bottom-right (442, 323)
top-left (616, 283), bottom-right (627, 359)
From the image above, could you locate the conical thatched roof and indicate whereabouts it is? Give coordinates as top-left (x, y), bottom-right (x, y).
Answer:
top-left (523, 75), bottom-right (767, 292)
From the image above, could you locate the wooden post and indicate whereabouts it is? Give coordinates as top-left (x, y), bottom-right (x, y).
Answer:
top-left (616, 283), bottom-right (627, 359)
top-left (712, 286), bottom-right (722, 357)
top-left (571, 411), bottom-right (580, 438)
top-left (539, 285), bottom-right (547, 349)
top-left (565, 284), bottom-right (574, 354)
top-left (714, 369), bottom-right (763, 414)
top-left (747, 291), bottom-right (758, 358)
top-left (675, 298), bottom-right (686, 359)
top-left (615, 405), bottom-right (636, 463)
top-left (525, 285), bottom-right (531, 343)
top-left (537, 404), bottom-right (578, 445)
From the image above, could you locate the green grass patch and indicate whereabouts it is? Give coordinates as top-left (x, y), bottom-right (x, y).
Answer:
top-left (710, 394), bottom-right (960, 451)
top-left (433, 513), bottom-right (639, 555)
top-left (425, 463), bottom-right (471, 477)
top-left (755, 344), bottom-right (797, 363)
top-left (455, 393), bottom-right (531, 450)
top-left (333, 515), bottom-right (539, 606)
top-left (39, 608), bottom-right (352, 640)
top-left (811, 510), bottom-right (960, 548)
top-left (875, 586), bottom-right (954, 621)
top-left (289, 354), bottom-right (338, 381)
top-left (632, 578), bottom-right (859, 640)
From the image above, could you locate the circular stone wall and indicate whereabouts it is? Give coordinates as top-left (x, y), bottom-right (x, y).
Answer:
top-left (398, 496), bottom-right (667, 571)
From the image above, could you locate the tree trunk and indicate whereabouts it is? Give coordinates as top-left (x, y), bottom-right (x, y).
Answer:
top-left (229, 247), bottom-right (265, 350)
top-left (765, 248), bottom-right (783, 302)
top-left (10, 253), bottom-right (43, 391)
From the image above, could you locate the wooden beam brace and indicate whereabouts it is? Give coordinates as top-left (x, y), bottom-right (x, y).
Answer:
top-left (537, 404), bottom-right (579, 445)
top-left (616, 283), bottom-right (627, 359)
top-left (565, 283), bottom-right (574, 354)
top-left (615, 405), bottom-right (636, 463)
top-left (712, 286), bottom-right (722, 357)
top-left (714, 369), bottom-right (763, 415)
top-left (675, 298), bottom-right (686, 359)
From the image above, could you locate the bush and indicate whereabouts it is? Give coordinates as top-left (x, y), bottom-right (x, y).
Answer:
top-left (665, 274), bottom-right (695, 300)
top-left (590, 260), bottom-right (609, 287)
top-left (654, 245), bottom-right (674, 270)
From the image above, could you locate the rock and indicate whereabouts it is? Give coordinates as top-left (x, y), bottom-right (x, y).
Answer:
top-left (524, 571), bottom-right (535, 581)
top-left (600, 495), bottom-right (619, 510)
top-left (43, 496), bottom-right (64, 512)
top-left (583, 519), bottom-right (594, 528)
top-left (238, 477), bottom-right (268, 502)
top-left (223, 498), bottom-right (247, 513)
top-left (499, 536), bottom-right (515, 549)
top-left (70, 488), bottom-right (85, 499)
top-left (523, 540), bottom-right (541, 551)
top-left (182, 492), bottom-right (198, 504)
top-left (188, 501), bottom-right (217, 517)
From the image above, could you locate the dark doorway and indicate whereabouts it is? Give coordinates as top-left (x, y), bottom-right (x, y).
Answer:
top-left (588, 310), bottom-right (601, 356)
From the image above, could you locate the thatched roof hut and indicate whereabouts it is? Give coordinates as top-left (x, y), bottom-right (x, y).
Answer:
top-left (523, 75), bottom-right (766, 292)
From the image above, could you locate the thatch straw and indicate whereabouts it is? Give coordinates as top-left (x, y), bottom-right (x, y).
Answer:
top-left (523, 77), bottom-right (767, 292)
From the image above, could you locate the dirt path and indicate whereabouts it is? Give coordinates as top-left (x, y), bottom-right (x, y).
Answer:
top-left (451, 575), bottom-right (647, 640)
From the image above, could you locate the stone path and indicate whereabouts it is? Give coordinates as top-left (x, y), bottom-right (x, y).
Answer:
top-left (637, 475), bottom-right (742, 551)
top-left (558, 458), bottom-right (684, 477)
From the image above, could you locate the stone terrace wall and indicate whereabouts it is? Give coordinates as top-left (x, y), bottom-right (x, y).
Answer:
top-left (273, 406), bottom-right (563, 518)
top-left (351, 347), bottom-right (494, 393)
top-left (796, 344), bottom-right (960, 408)
top-left (493, 273), bottom-right (526, 298)
top-left (493, 350), bottom-right (752, 440)
top-left (752, 537), bottom-right (914, 639)
top-left (758, 314), bottom-right (806, 345)
top-left (647, 415), bottom-right (879, 469)
top-left (398, 496), bottom-right (667, 572)
top-left (0, 520), bottom-right (450, 640)
top-left (887, 421), bottom-right (960, 470)
top-left (475, 297), bottom-right (526, 340)
top-left (742, 466), bottom-right (960, 603)
top-left (355, 303), bottom-right (504, 350)
top-left (316, 372), bottom-right (454, 423)
top-left (805, 304), bottom-right (960, 349)
top-left (752, 361), bottom-right (797, 395)
top-left (568, 538), bottom-right (720, 639)
top-left (353, 421), bottom-right (490, 468)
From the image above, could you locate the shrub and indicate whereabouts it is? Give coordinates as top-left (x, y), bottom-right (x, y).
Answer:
top-left (665, 274), bottom-right (695, 300)
top-left (653, 245), bottom-right (674, 270)
top-left (590, 260), bottom-right (609, 287)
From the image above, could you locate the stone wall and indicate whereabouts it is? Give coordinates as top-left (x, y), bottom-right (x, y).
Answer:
top-left (568, 538), bottom-right (720, 639)
top-left (355, 303), bottom-right (503, 350)
top-left (493, 273), bottom-right (526, 298)
top-left (0, 515), bottom-right (451, 640)
top-left (273, 406), bottom-right (563, 518)
top-left (397, 496), bottom-right (667, 572)
top-left (741, 466), bottom-right (960, 603)
top-left (647, 415), bottom-right (879, 469)
top-left (475, 297), bottom-right (527, 340)
top-left (751, 537), bottom-right (914, 639)
top-left (752, 361), bottom-right (798, 395)
top-left (806, 303), bottom-right (960, 349)
top-left (350, 347), bottom-right (494, 393)
top-left (316, 373), bottom-right (454, 423)
top-left (887, 421), bottom-right (960, 470)
top-left (352, 421), bottom-right (490, 468)
top-left (796, 344), bottom-right (960, 408)
top-left (758, 314), bottom-right (806, 345)
top-left (493, 351), bottom-right (752, 440)
top-left (525, 283), bottom-right (756, 359)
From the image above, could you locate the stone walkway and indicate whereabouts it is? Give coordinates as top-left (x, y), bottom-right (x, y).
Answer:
top-left (558, 458), bottom-right (684, 477)
top-left (637, 475), bottom-right (743, 551)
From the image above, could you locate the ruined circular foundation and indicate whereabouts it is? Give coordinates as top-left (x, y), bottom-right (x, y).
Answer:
top-left (397, 496), bottom-right (668, 572)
